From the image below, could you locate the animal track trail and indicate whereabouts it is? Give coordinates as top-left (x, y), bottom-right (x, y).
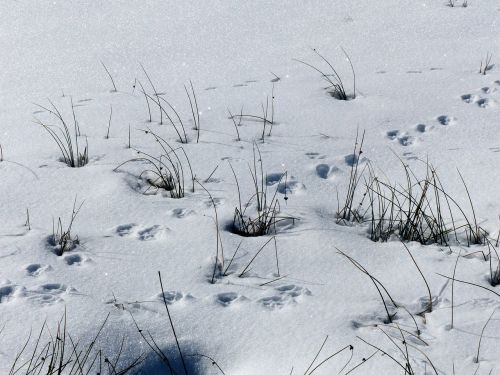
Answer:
top-left (113, 223), bottom-right (168, 241)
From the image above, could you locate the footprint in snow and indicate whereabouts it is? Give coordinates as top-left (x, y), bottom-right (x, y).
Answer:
top-left (461, 88), bottom-right (496, 108)
top-left (461, 94), bottom-right (478, 103)
top-left (205, 197), bottom-right (224, 208)
top-left (137, 225), bottom-right (163, 241)
top-left (267, 173), bottom-right (305, 194)
top-left (386, 130), bottom-right (415, 146)
top-left (25, 263), bottom-right (53, 276)
top-left (215, 292), bottom-right (248, 307)
top-left (386, 130), bottom-right (399, 140)
top-left (278, 179), bottom-right (305, 195)
top-left (266, 173), bottom-right (285, 185)
top-left (154, 290), bottom-right (195, 305)
top-left (415, 124), bottom-right (431, 133)
top-left (344, 153), bottom-right (367, 166)
top-left (63, 253), bottom-right (91, 266)
top-left (476, 98), bottom-right (495, 108)
top-left (481, 86), bottom-right (496, 94)
top-left (403, 151), bottom-right (418, 161)
top-left (258, 284), bottom-right (311, 310)
top-left (0, 284), bottom-right (21, 303)
top-left (315, 164), bottom-right (341, 180)
top-left (26, 283), bottom-right (77, 305)
top-left (170, 208), bottom-right (193, 218)
top-left (116, 223), bottom-right (136, 236)
top-left (436, 115), bottom-right (456, 126)
top-left (114, 224), bottom-right (168, 241)
top-left (305, 152), bottom-right (326, 160)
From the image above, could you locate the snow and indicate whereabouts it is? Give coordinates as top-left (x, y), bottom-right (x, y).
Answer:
top-left (0, 1), bottom-right (499, 374)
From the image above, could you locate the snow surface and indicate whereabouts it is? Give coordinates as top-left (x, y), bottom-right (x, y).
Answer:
top-left (1, 1), bottom-right (500, 374)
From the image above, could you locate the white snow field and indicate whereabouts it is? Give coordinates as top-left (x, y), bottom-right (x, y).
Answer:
top-left (1, 1), bottom-right (500, 374)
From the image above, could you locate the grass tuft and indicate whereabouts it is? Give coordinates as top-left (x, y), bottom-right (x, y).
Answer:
top-left (337, 134), bottom-right (489, 246)
top-left (9, 310), bottom-right (142, 374)
top-left (229, 143), bottom-right (294, 237)
top-left (34, 99), bottom-right (89, 168)
top-left (294, 47), bottom-right (356, 100)
top-left (49, 198), bottom-right (83, 256)
top-left (114, 128), bottom-right (194, 198)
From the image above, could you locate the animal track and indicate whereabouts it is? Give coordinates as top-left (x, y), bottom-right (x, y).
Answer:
top-left (25, 263), bottom-right (52, 276)
top-left (267, 173), bottom-right (305, 194)
top-left (63, 253), bottom-right (89, 266)
top-left (154, 290), bottom-right (195, 305)
top-left (26, 283), bottom-right (77, 305)
top-left (461, 86), bottom-right (497, 108)
top-left (477, 98), bottom-right (494, 108)
top-left (436, 115), bottom-right (456, 126)
top-left (386, 130), bottom-right (399, 140)
top-left (259, 295), bottom-right (284, 309)
top-left (481, 87), bottom-right (496, 94)
top-left (315, 164), bottom-right (340, 179)
top-left (116, 224), bottom-right (136, 236)
top-left (0, 284), bottom-right (18, 303)
top-left (305, 152), bottom-right (326, 160)
top-left (259, 284), bottom-right (311, 310)
top-left (403, 151), bottom-right (418, 161)
top-left (345, 153), bottom-right (367, 166)
top-left (386, 130), bottom-right (415, 146)
top-left (215, 292), bottom-right (247, 307)
top-left (137, 225), bottom-right (162, 241)
top-left (277, 179), bottom-right (305, 195)
top-left (276, 284), bottom-right (312, 298)
top-left (205, 197), bottom-right (224, 208)
top-left (114, 224), bottom-right (168, 241)
top-left (461, 94), bottom-right (478, 103)
top-left (415, 124), bottom-right (430, 133)
top-left (170, 208), bottom-right (193, 218)
top-left (266, 173), bottom-right (285, 185)
top-left (398, 134), bottom-right (415, 146)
